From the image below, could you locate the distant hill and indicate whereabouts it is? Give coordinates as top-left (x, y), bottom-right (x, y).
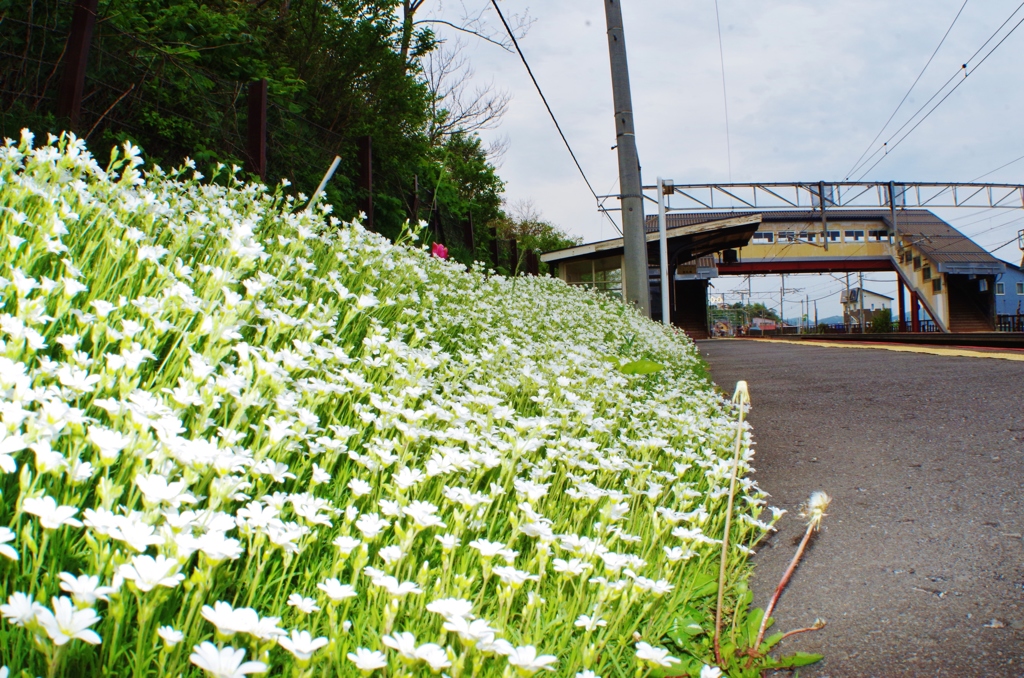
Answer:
top-left (784, 314), bottom-right (843, 325)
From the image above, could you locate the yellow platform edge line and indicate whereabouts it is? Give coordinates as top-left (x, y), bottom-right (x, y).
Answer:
top-left (741, 338), bottom-right (1024, 362)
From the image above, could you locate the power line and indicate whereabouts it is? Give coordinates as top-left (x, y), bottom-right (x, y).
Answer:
top-left (851, 1), bottom-right (1024, 181)
top-left (714, 0), bottom-right (732, 182)
top-left (845, 0), bottom-right (969, 180)
top-left (488, 0), bottom-right (621, 235)
top-left (969, 151), bottom-right (1024, 182)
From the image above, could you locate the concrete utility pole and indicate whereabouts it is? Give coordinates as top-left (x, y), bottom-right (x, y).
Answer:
top-left (604, 0), bottom-right (650, 316)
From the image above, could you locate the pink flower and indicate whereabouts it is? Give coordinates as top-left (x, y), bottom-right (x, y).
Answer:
top-left (431, 243), bottom-right (448, 259)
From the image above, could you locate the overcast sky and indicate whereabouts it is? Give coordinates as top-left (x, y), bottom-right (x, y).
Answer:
top-left (429, 0), bottom-right (1024, 318)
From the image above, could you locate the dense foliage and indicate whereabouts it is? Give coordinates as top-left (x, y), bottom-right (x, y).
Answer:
top-left (0, 0), bottom-right (567, 260)
top-left (0, 133), bottom-right (781, 677)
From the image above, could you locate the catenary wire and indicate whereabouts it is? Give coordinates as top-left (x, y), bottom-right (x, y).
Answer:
top-left (850, 1), bottom-right (1024, 180)
top-left (488, 0), bottom-right (622, 235)
top-left (844, 0), bottom-right (969, 180)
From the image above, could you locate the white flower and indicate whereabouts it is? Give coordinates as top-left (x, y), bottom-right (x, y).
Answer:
top-left (190, 642), bottom-right (267, 677)
top-left (354, 513), bottom-right (389, 539)
top-left (333, 535), bottom-right (362, 555)
top-left (575, 672), bottom-right (601, 678)
top-left (436, 533), bottom-right (460, 551)
top-left (287, 593), bottom-right (320, 613)
top-left (346, 477), bottom-right (374, 498)
top-left (87, 426), bottom-right (131, 461)
top-left (507, 645), bottom-right (558, 675)
top-left (22, 495), bottom-right (82, 529)
top-left (469, 538), bottom-right (505, 558)
top-left (119, 555), bottom-right (184, 592)
top-left (700, 665), bottom-right (724, 678)
top-left (158, 625), bottom-right (184, 647)
top-left (311, 463), bottom-right (331, 485)
top-left (442, 616), bottom-right (496, 644)
top-left (635, 641), bottom-right (679, 667)
top-left (347, 647), bottom-right (388, 672)
top-left (317, 578), bottom-right (357, 601)
top-left (58, 573), bottom-right (116, 606)
top-left (426, 597), bottom-right (474, 620)
top-left (0, 527), bottom-right (18, 561)
top-left (1, 591), bottom-right (45, 626)
top-left (278, 629), bottom-right (329, 662)
top-left (201, 601), bottom-right (261, 637)
top-left (416, 643), bottom-right (452, 671)
top-left (381, 630), bottom-right (418, 658)
top-left (135, 473), bottom-right (196, 508)
top-left (379, 544), bottom-right (403, 565)
top-left (574, 614), bottom-right (607, 632)
top-left (35, 596), bottom-right (102, 646)
top-left (402, 500), bottom-right (445, 529)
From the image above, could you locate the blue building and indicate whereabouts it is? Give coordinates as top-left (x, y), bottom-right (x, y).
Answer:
top-left (995, 262), bottom-right (1024, 316)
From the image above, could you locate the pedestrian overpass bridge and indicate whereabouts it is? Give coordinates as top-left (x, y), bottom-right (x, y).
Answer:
top-left (541, 208), bottom-right (1008, 337)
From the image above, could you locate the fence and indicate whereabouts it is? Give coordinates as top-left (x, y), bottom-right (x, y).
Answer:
top-left (996, 314), bottom-right (1024, 332)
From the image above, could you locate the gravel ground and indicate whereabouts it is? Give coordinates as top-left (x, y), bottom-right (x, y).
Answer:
top-left (698, 339), bottom-right (1024, 678)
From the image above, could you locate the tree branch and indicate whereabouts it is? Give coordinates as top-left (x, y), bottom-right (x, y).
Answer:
top-left (414, 19), bottom-right (512, 51)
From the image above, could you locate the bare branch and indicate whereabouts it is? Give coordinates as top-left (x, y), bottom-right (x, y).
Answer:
top-left (422, 39), bottom-right (510, 143)
top-left (414, 19), bottom-right (511, 52)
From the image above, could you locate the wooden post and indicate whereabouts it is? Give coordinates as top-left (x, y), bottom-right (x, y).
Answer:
top-left (57, 0), bottom-right (100, 131)
top-left (411, 175), bottom-right (420, 225)
top-left (526, 249), bottom-right (538, 275)
top-left (490, 226), bottom-right (500, 268)
top-left (897, 277), bottom-right (907, 332)
top-left (357, 135), bottom-right (373, 231)
top-left (509, 239), bottom-right (519, 274)
top-left (910, 290), bottom-right (920, 333)
top-left (462, 212), bottom-right (475, 252)
top-left (246, 80), bottom-right (268, 180)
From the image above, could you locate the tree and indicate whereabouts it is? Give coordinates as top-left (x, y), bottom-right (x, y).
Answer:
top-left (496, 199), bottom-right (581, 275)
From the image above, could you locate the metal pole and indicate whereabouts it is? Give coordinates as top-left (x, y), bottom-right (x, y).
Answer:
top-left (780, 274), bottom-right (785, 329)
top-left (845, 273), bottom-right (850, 331)
top-left (604, 0), bottom-right (650, 316)
top-left (657, 177), bottom-right (670, 325)
top-left (859, 271), bottom-right (866, 332)
top-left (819, 180), bottom-right (829, 251)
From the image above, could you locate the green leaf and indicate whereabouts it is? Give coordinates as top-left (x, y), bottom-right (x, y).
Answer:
top-left (760, 631), bottom-right (785, 652)
top-left (773, 652), bottom-right (824, 668)
top-left (619, 359), bottom-right (665, 375)
top-left (745, 608), bottom-right (765, 648)
top-left (668, 616), bottom-right (705, 646)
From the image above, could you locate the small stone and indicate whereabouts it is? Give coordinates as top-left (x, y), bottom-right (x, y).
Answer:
top-left (984, 619), bottom-right (1006, 629)
top-left (1010, 621), bottom-right (1024, 630)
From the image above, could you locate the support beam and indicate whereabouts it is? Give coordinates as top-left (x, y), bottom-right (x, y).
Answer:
top-left (604, 0), bottom-right (650, 316)
top-left (897, 277), bottom-right (907, 332)
top-left (56, 0), bottom-right (100, 131)
top-left (911, 290), bottom-right (921, 333)
top-left (509, 239), bottom-right (519, 274)
top-left (357, 136), bottom-right (373, 231)
top-left (246, 80), bottom-right (268, 180)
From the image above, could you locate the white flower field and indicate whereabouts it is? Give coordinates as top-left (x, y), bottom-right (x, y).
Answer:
top-left (0, 132), bottom-right (779, 677)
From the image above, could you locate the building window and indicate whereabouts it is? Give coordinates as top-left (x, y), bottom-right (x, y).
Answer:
top-left (913, 256), bottom-right (921, 270)
top-left (922, 266), bottom-right (931, 281)
top-left (752, 231), bottom-right (774, 243)
top-left (844, 230), bottom-right (864, 242)
top-left (778, 231), bottom-right (796, 243)
top-left (827, 230), bottom-right (841, 242)
top-left (868, 230), bottom-right (889, 242)
top-left (1017, 282), bottom-right (1024, 295)
top-left (932, 277), bottom-right (942, 293)
top-left (996, 282), bottom-right (1005, 295)
top-left (799, 231), bottom-right (816, 243)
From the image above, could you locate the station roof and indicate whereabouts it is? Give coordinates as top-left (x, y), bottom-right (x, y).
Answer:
top-left (540, 214), bottom-right (761, 265)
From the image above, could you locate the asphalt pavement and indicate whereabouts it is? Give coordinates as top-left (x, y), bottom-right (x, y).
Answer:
top-left (698, 339), bottom-right (1024, 678)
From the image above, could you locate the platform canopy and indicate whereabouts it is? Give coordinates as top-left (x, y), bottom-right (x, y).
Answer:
top-left (540, 213), bottom-right (762, 267)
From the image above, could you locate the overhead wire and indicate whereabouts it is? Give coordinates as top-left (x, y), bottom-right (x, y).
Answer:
top-left (844, 0), bottom-right (969, 180)
top-left (850, 1), bottom-right (1024, 181)
top-left (714, 0), bottom-right (732, 182)
top-left (488, 0), bottom-right (622, 234)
